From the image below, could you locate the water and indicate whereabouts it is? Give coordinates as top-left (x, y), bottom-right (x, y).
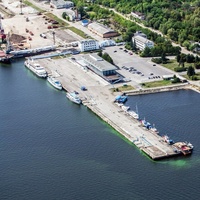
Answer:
top-left (0, 60), bottom-right (200, 200)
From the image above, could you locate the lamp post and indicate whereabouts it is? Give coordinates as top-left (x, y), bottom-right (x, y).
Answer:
top-left (52, 31), bottom-right (55, 45)
top-left (20, 0), bottom-right (23, 15)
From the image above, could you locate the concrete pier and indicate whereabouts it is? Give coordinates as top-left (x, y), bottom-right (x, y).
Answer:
top-left (35, 57), bottom-right (193, 160)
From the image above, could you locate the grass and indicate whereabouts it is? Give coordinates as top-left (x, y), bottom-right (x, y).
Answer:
top-left (162, 59), bottom-right (194, 71)
top-left (182, 72), bottom-right (200, 80)
top-left (67, 27), bottom-right (88, 39)
top-left (45, 13), bottom-right (69, 26)
top-left (111, 84), bottom-right (135, 92)
top-left (141, 80), bottom-right (173, 88)
top-left (23, 0), bottom-right (45, 12)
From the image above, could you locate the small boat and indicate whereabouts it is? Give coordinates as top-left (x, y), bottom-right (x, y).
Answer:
top-left (141, 118), bottom-right (152, 129)
top-left (121, 105), bottom-right (130, 112)
top-left (163, 135), bottom-right (174, 145)
top-left (24, 59), bottom-right (47, 78)
top-left (66, 92), bottom-right (82, 104)
top-left (127, 110), bottom-right (139, 120)
top-left (47, 76), bottom-right (62, 90)
top-left (173, 142), bottom-right (193, 155)
top-left (149, 124), bottom-right (159, 134)
top-left (114, 95), bottom-right (127, 103)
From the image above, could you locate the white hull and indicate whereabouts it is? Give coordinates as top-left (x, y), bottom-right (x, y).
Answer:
top-left (24, 60), bottom-right (47, 78)
top-left (47, 76), bottom-right (62, 90)
top-left (66, 92), bottom-right (82, 104)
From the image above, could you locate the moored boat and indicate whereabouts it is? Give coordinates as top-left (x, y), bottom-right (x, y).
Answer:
top-left (149, 124), bottom-right (159, 134)
top-left (163, 135), bottom-right (174, 145)
top-left (47, 76), bottom-right (62, 90)
top-left (173, 142), bottom-right (193, 155)
top-left (127, 110), bottom-right (139, 120)
top-left (24, 59), bottom-right (47, 78)
top-left (141, 118), bottom-right (152, 129)
top-left (114, 95), bottom-right (127, 103)
top-left (66, 92), bottom-right (82, 104)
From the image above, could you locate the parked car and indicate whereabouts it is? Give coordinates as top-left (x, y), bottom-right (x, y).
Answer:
top-left (40, 33), bottom-right (46, 38)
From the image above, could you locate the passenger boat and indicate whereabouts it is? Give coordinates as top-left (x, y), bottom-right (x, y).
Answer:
top-left (47, 76), bottom-right (62, 90)
top-left (66, 92), bottom-right (82, 104)
top-left (24, 59), bottom-right (47, 78)
top-left (173, 142), bottom-right (193, 155)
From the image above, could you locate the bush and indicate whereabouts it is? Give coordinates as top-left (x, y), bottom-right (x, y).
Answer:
top-left (174, 67), bottom-right (187, 72)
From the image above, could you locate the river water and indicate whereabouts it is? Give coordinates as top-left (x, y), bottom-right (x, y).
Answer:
top-left (0, 60), bottom-right (200, 200)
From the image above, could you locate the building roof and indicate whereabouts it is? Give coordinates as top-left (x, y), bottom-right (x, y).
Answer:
top-left (134, 35), bottom-right (153, 44)
top-left (88, 22), bottom-right (117, 35)
top-left (82, 54), bottom-right (118, 72)
top-left (51, 0), bottom-right (73, 6)
top-left (79, 39), bottom-right (97, 44)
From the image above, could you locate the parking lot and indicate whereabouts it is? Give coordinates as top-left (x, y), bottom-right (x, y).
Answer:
top-left (103, 46), bottom-right (174, 86)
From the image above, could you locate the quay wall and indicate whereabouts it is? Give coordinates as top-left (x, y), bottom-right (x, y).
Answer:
top-left (125, 83), bottom-right (192, 96)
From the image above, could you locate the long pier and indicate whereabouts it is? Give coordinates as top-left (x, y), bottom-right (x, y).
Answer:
top-left (36, 57), bottom-right (194, 160)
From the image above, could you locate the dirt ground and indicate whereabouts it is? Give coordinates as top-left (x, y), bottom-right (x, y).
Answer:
top-left (0, 1), bottom-right (82, 50)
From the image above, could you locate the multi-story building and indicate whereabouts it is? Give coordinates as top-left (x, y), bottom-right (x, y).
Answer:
top-left (132, 32), bottom-right (154, 51)
top-left (78, 39), bottom-right (99, 52)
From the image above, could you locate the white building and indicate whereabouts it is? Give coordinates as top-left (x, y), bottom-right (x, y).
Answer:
top-left (50, 0), bottom-right (74, 9)
top-left (78, 39), bottom-right (99, 52)
top-left (99, 40), bottom-right (116, 47)
top-left (132, 34), bottom-right (154, 51)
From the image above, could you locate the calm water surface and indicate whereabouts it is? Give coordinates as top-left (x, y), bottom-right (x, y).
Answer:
top-left (0, 60), bottom-right (200, 200)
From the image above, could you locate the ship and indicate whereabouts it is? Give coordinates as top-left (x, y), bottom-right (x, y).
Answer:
top-left (47, 76), bottom-right (62, 90)
top-left (24, 59), bottom-right (47, 78)
top-left (66, 92), bottom-right (82, 104)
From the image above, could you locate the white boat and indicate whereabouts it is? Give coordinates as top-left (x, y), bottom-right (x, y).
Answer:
top-left (149, 124), bottom-right (159, 134)
top-left (24, 60), bottom-right (47, 78)
top-left (66, 92), bottom-right (82, 104)
top-left (127, 110), bottom-right (139, 119)
top-left (121, 105), bottom-right (130, 112)
top-left (47, 76), bottom-right (62, 90)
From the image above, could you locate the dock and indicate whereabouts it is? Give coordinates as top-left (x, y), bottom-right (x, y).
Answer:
top-left (35, 57), bottom-right (191, 160)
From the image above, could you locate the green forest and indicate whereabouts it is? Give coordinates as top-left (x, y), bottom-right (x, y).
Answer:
top-left (73, 0), bottom-right (200, 52)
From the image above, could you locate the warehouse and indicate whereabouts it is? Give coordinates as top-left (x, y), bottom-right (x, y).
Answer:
top-left (81, 54), bottom-right (121, 83)
top-left (88, 22), bottom-right (119, 38)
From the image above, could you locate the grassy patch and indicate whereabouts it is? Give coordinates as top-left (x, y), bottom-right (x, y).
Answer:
top-left (23, 0), bottom-right (45, 12)
top-left (162, 59), bottom-right (193, 71)
top-left (111, 84), bottom-right (135, 92)
top-left (67, 27), bottom-right (88, 39)
top-left (141, 80), bottom-right (173, 88)
top-left (45, 13), bottom-right (69, 27)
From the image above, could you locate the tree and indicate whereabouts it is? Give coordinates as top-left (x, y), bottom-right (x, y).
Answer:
top-left (187, 66), bottom-right (195, 77)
